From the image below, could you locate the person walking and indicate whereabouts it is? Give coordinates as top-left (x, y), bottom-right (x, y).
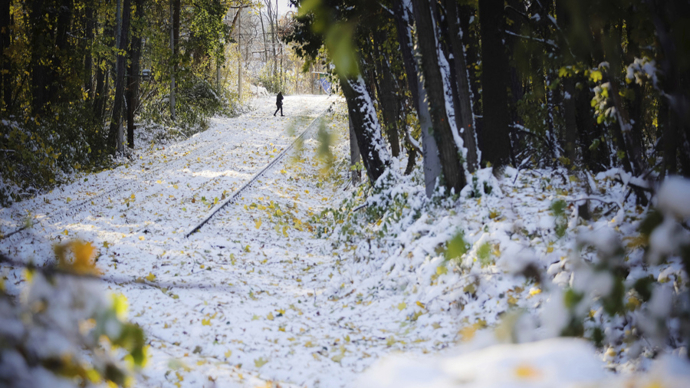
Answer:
top-left (273, 92), bottom-right (284, 116)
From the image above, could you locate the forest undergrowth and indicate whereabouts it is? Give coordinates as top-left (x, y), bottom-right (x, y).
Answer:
top-left (316, 153), bottom-right (690, 376)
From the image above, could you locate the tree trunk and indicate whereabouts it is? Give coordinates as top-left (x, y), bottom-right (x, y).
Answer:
top-left (127, 0), bottom-right (144, 149)
top-left (349, 116), bottom-right (361, 185)
top-left (52, 0), bottom-right (71, 105)
top-left (0, 0), bottom-right (11, 111)
top-left (84, 5), bottom-right (95, 96)
top-left (170, 0), bottom-right (179, 120)
top-left (478, 0), bottom-right (512, 169)
top-left (575, 82), bottom-right (608, 172)
top-left (108, 0), bottom-right (131, 154)
top-left (555, 0), bottom-right (578, 167)
top-left (392, 0), bottom-right (441, 196)
top-left (412, 0), bottom-right (466, 194)
top-left (30, 0), bottom-right (52, 117)
top-left (458, 5), bottom-right (481, 117)
top-left (372, 30), bottom-right (400, 157)
top-left (608, 79), bottom-right (643, 175)
top-left (340, 74), bottom-right (390, 183)
top-left (260, 13), bottom-right (268, 63)
top-left (441, 0), bottom-right (478, 172)
top-left (644, 0), bottom-right (690, 176)
top-left (237, 8), bottom-right (242, 100)
top-left (562, 78), bottom-right (578, 166)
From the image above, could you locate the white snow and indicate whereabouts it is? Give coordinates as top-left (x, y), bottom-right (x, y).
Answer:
top-left (2, 95), bottom-right (690, 387)
top-left (657, 175), bottom-right (690, 218)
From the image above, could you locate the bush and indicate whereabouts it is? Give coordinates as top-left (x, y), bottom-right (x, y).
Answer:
top-left (0, 103), bottom-right (110, 207)
top-left (139, 76), bottom-right (240, 136)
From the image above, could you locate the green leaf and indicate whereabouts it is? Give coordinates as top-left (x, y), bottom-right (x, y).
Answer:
top-left (445, 232), bottom-right (469, 261)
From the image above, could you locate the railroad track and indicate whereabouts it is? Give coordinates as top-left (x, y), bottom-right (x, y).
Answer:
top-left (1, 102), bottom-right (331, 245)
top-left (185, 103), bottom-right (333, 237)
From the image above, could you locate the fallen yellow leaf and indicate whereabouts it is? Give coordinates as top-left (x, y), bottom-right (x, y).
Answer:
top-left (514, 364), bottom-right (540, 379)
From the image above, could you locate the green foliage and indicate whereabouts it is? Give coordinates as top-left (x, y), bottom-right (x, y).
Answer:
top-left (550, 199), bottom-right (568, 238)
top-left (0, 0), bottom-right (238, 205)
top-left (445, 232), bottom-right (469, 262)
top-left (258, 61), bottom-right (285, 94)
top-left (315, 119), bottom-right (336, 176)
top-left (0, 103), bottom-right (110, 206)
top-left (296, 0), bottom-right (359, 77)
top-left (140, 77), bottom-right (236, 134)
top-left (477, 242), bottom-right (492, 267)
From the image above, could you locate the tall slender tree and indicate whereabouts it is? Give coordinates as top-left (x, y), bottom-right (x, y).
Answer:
top-left (108, 0), bottom-right (131, 153)
top-left (478, 0), bottom-right (511, 169)
top-left (411, 0), bottom-right (466, 193)
top-left (0, 0), bottom-right (11, 110)
top-left (126, 0), bottom-right (144, 148)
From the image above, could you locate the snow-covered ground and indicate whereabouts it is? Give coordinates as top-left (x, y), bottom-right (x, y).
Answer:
top-left (1, 95), bottom-right (464, 387)
top-left (2, 95), bottom-right (690, 387)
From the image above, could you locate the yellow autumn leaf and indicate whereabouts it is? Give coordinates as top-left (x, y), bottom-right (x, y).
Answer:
top-left (397, 302), bottom-right (407, 311)
top-left (111, 293), bottom-right (129, 320)
top-left (514, 364), bottom-right (541, 379)
top-left (55, 240), bottom-right (101, 275)
top-left (331, 353), bottom-right (345, 362)
top-left (139, 236), bottom-right (145, 241)
top-left (173, 184), bottom-right (178, 189)
top-left (267, 312), bottom-right (274, 321)
top-left (224, 350), bottom-right (232, 358)
top-left (146, 272), bottom-right (156, 282)
top-left (201, 318), bottom-right (211, 326)
top-left (459, 325), bottom-right (477, 341)
top-left (282, 225), bottom-right (288, 237)
top-left (156, 180), bottom-right (162, 184)
top-left (254, 357), bottom-right (269, 368)
top-left (255, 218), bottom-right (262, 229)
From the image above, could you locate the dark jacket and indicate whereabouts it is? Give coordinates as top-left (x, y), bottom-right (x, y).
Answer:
top-left (276, 92), bottom-right (283, 106)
